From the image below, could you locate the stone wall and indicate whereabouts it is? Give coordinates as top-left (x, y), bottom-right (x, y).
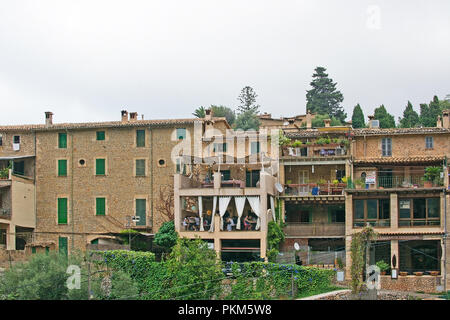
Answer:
top-left (380, 275), bottom-right (441, 293)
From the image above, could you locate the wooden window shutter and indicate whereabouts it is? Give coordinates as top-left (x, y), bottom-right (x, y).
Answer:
top-left (59, 237), bottom-right (68, 256)
top-left (136, 130), bottom-right (145, 147)
top-left (96, 198), bottom-right (106, 215)
top-left (97, 131), bottom-right (105, 141)
top-left (96, 159), bottom-right (105, 175)
top-left (58, 159), bottom-right (67, 176)
top-left (135, 199), bottom-right (146, 226)
top-left (58, 133), bottom-right (67, 149)
top-left (58, 198), bottom-right (68, 224)
top-left (136, 159), bottom-right (146, 176)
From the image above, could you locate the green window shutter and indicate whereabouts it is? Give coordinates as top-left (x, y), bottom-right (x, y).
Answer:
top-left (308, 211), bottom-right (312, 223)
top-left (58, 198), bottom-right (68, 224)
top-left (176, 158), bottom-right (181, 173)
top-left (136, 199), bottom-right (146, 226)
top-left (32, 247), bottom-right (36, 254)
top-left (176, 128), bottom-right (186, 140)
top-left (136, 159), bottom-right (146, 176)
top-left (96, 198), bottom-right (106, 216)
top-left (91, 239), bottom-right (99, 244)
top-left (96, 131), bottom-right (105, 141)
top-left (96, 159), bottom-right (105, 175)
top-left (251, 142), bottom-right (260, 154)
top-left (58, 133), bottom-right (67, 149)
top-left (58, 159), bottom-right (67, 176)
top-left (136, 130), bottom-right (145, 147)
top-left (223, 143), bottom-right (227, 152)
top-left (246, 171), bottom-right (251, 187)
top-left (59, 237), bottom-right (68, 256)
top-left (45, 247), bottom-right (49, 254)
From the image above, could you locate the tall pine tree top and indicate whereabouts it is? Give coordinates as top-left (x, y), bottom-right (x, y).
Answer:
top-left (399, 101), bottom-right (419, 128)
top-left (237, 86), bottom-right (260, 114)
top-left (306, 66), bottom-right (346, 122)
top-left (351, 104), bottom-right (365, 128)
top-left (374, 105), bottom-right (396, 128)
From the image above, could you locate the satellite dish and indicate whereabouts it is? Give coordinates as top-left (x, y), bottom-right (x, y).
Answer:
top-left (294, 242), bottom-right (300, 251)
top-left (275, 183), bottom-right (283, 193)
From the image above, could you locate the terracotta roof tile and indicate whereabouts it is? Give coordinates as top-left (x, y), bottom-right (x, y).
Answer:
top-left (354, 156), bottom-right (445, 164)
top-left (352, 127), bottom-right (450, 136)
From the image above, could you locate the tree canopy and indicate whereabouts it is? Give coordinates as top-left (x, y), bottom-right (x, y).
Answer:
top-left (237, 86), bottom-right (260, 114)
top-left (419, 95), bottom-right (450, 127)
top-left (399, 101), bottom-right (419, 128)
top-left (351, 104), bottom-right (365, 128)
top-left (306, 66), bottom-right (346, 122)
top-left (373, 105), bottom-right (396, 128)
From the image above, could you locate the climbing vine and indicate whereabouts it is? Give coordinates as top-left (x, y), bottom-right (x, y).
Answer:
top-left (350, 226), bottom-right (377, 293)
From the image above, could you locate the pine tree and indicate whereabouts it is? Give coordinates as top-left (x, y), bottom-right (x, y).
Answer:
top-left (306, 66), bottom-right (346, 122)
top-left (399, 101), bottom-right (419, 128)
top-left (237, 86), bottom-right (260, 114)
top-left (374, 105), bottom-right (396, 128)
top-left (419, 96), bottom-right (444, 127)
top-left (351, 104), bottom-right (365, 128)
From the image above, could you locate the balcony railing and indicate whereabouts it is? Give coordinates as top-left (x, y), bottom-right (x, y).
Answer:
top-left (353, 219), bottom-right (390, 228)
top-left (282, 183), bottom-right (346, 196)
top-left (283, 222), bottom-right (345, 237)
top-left (281, 145), bottom-right (348, 158)
top-left (399, 219), bottom-right (440, 227)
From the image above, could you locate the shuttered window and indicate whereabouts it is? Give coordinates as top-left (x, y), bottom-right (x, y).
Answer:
top-left (96, 198), bottom-right (106, 216)
top-left (136, 199), bottom-right (146, 226)
top-left (59, 237), bottom-right (68, 256)
top-left (58, 159), bottom-right (67, 176)
top-left (96, 131), bottom-right (105, 141)
top-left (58, 133), bottom-right (67, 148)
top-left (425, 136), bottom-right (433, 149)
top-left (176, 128), bottom-right (186, 140)
top-left (57, 198), bottom-right (68, 224)
top-left (381, 138), bottom-right (392, 157)
top-left (136, 130), bottom-right (145, 147)
top-left (251, 142), bottom-right (260, 154)
top-left (96, 159), bottom-right (106, 175)
top-left (136, 159), bottom-right (146, 176)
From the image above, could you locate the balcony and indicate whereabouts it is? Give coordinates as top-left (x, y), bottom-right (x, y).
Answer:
top-left (281, 144), bottom-right (348, 159)
top-left (283, 222), bottom-right (345, 237)
top-left (353, 219), bottom-right (391, 228)
top-left (282, 183), bottom-right (346, 197)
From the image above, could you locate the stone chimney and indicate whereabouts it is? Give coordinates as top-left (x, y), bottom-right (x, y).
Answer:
top-left (368, 115), bottom-right (379, 128)
top-left (129, 112), bottom-right (138, 122)
top-left (121, 110), bottom-right (128, 122)
top-left (260, 112), bottom-right (272, 119)
top-left (436, 115), bottom-right (442, 128)
top-left (205, 108), bottom-right (213, 121)
top-left (45, 111), bottom-right (53, 126)
top-left (443, 109), bottom-right (450, 129)
top-left (306, 111), bottom-right (312, 129)
top-left (324, 119), bottom-right (331, 127)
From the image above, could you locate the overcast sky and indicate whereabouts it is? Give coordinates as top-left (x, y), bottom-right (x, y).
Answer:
top-left (0, 0), bottom-right (449, 125)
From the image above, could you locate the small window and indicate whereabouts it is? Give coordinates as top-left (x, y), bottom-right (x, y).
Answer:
top-left (96, 131), bottom-right (105, 141)
top-left (136, 159), bottom-right (146, 176)
top-left (58, 133), bottom-right (67, 148)
top-left (58, 160), bottom-right (67, 176)
top-left (381, 138), bottom-right (392, 157)
top-left (96, 159), bottom-right (106, 175)
top-left (59, 237), bottom-right (68, 256)
top-left (96, 198), bottom-right (106, 216)
top-left (250, 141), bottom-right (260, 154)
top-left (175, 158), bottom-right (186, 174)
top-left (158, 159), bottom-right (165, 166)
top-left (0, 134), bottom-right (3, 146)
top-left (79, 159), bottom-right (86, 166)
top-left (136, 130), bottom-right (145, 147)
top-left (213, 143), bottom-right (227, 153)
top-left (13, 136), bottom-right (20, 144)
top-left (425, 136), bottom-right (433, 149)
top-left (176, 128), bottom-right (186, 140)
top-left (57, 198), bottom-right (68, 224)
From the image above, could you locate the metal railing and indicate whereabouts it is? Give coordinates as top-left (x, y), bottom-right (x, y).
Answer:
top-left (282, 183), bottom-right (346, 196)
top-left (353, 219), bottom-right (391, 228)
top-left (283, 222), bottom-right (345, 237)
top-left (398, 219), bottom-right (441, 227)
top-left (282, 146), bottom-right (348, 157)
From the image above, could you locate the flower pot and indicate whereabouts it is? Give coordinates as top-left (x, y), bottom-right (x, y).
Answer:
top-left (429, 271), bottom-right (440, 276)
top-left (380, 271), bottom-right (386, 275)
top-left (414, 272), bottom-right (423, 276)
top-left (399, 272), bottom-right (408, 276)
top-left (423, 181), bottom-right (433, 188)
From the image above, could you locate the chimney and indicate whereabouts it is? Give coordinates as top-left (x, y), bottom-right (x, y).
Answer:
top-left (129, 112), bottom-right (138, 122)
top-left (306, 111), bottom-right (312, 129)
top-left (443, 109), bottom-right (450, 129)
top-left (121, 110), bottom-right (128, 122)
top-left (45, 111), bottom-right (53, 126)
top-left (436, 115), bottom-right (442, 128)
top-left (205, 108), bottom-right (213, 121)
top-left (324, 119), bottom-right (331, 127)
top-left (260, 112), bottom-right (272, 119)
top-left (368, 115), bottom-right (379, 128)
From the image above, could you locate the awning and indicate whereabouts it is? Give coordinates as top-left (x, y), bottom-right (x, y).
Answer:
top-left (0, 155), bottom-right (35, 160)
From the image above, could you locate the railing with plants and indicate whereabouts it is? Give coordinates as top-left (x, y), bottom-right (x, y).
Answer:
top-left (281, 137), bottom-right (350, 158)
top-left (282, 178), bottom-right (348, 196)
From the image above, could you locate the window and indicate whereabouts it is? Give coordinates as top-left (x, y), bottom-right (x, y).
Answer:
top-left (175, 158), bottom-right (186, 174)
top-left (213, 143), bottom-right (227, 153)
top-left (58, 133), bottom-right (67, 148)
top-left (0, 229), bottom-right (6, 245)
top-left (329, 207), bottom-right (345, 223)
top-left (135, 199), bottom-right (146, 226)
top-left (176, 128), bottom-right (186, 140)
top-left (0, 134), bottom-right (3, 146)
top-left (353, 199), bottom-right (390, 227)
top-left (425, 136), bottom-right (433, 149)
top-left (96, 198), bottom-right (106, 216)
top-left (32, 247), bottom-right (36, 254)
top-left (96, 131), bottom-right (105, 141)
top-left (96, 159), bottom-right (106, 175)
top-left (220, 170), bottom-right (231, 181)
top-left (246, 170), bottom-right (260, 187)
top-left (250, 141), bottom-right (260, 154)
top-left (13, 136), bottom-right (20, 144)
top-left (57, 198), bottom-right (68, 224)
top-left (13, 160), bottom-right (25, 176)
top-left (136, 130), bottom-right (145, 147)
top-left (399, 198), bottom-right (440, 226)
top-left (136, 159), bottom-right (146, 176)
top-left (59, 237), bottom-right (68, 256)
top-left (58, 159), bottom-right (67, 176)
top-left (381, 138), bottom-right (392, 157)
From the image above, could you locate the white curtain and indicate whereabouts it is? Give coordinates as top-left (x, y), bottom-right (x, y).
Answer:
top-left (270, 196), bottom-right (276, 222)
top-left (218, 197), bottom-right (232, 231)
top-left (247, 196), bottom-right (261, 230)
top-left (234, 196), bottom-right (246, 230)
top-left (198, 196), bottom-right (204, 231)
top-left (208, 196), bottom-right (217, 233)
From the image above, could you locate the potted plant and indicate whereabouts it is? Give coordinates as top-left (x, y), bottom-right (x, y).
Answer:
top-left (429, 271), bottom-right (440, 276)
top-left (424, 166), bottom-right (443, 187)
top-left (399, 271), bottom-right (408, 276)
top-left (413, 271), bottom-right (423, 276)
top-left (376, 260), bottom-right (390, 275)
top-left (355, 178), bottom-right (365, 189)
